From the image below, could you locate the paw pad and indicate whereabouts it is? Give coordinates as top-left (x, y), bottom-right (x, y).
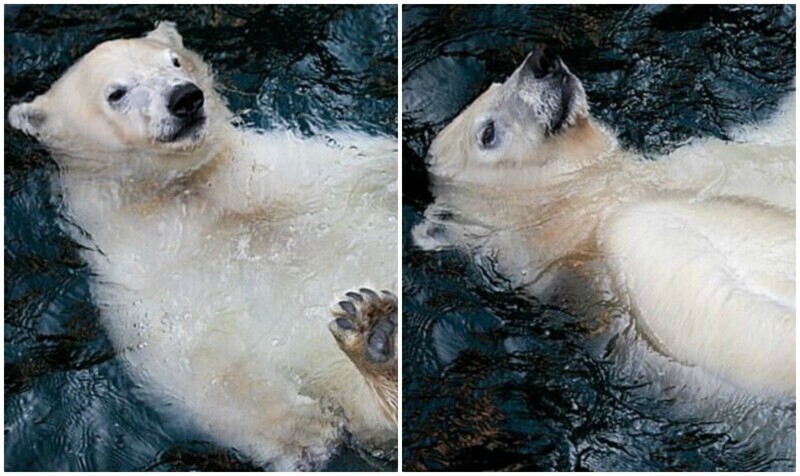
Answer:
top-left (330, 288), bottom-right (397, 364)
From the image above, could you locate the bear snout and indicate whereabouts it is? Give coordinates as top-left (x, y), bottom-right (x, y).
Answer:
top-left (168, 82), bottom-right (205, 118)
top-left (514, 46), bottom-right (586, 134)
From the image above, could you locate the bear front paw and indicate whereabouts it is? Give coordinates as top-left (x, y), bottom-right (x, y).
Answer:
top-left (330, 288), bottom-right (397, 369)
top-left (329, 288), bottom-right (398, 424)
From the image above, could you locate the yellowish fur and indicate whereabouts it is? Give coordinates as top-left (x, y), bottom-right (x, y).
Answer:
top-left (9, 22), bottom-right (397, 469)
top-left (415, 68), bottom-right (795, 397)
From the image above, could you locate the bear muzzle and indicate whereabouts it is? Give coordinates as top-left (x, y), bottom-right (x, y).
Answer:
top-left (518, 46), bottom-right (584, 135)
top-left (158, 82), bottom-right (208, 144)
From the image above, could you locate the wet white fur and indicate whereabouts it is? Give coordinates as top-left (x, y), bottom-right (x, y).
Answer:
top-left (414, 66), bottom-right (795, 398)
top-left (9, 23), bottom-right (397, 469)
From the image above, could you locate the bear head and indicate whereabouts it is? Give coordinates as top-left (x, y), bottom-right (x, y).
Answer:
top-left (427, 47), bottom-right (611, 183)
top-left (9, 22), bottom-right (227, 173)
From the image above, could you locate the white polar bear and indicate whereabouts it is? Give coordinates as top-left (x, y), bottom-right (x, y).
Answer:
top-left (9, 22), bottom-right (397, 470)
top-left (413, 47), bottom-right (795, 398)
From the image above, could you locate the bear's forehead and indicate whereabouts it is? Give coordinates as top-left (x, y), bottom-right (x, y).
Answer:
top-left (46, 39), bottom-right (177, 95)
top-left (439, 84), bottom-right (502, 136)
top-left (82, 38), bottom-right (171, 67)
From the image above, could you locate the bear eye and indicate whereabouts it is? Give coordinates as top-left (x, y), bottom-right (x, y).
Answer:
top-left (480, 120), bottom-right (496, 149)
top-left (107, 87), bottom-right (128, 104)
top-left (169, 51), bottom-right (182, 68)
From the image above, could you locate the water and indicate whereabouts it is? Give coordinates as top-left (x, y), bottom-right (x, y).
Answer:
top-left (4, 5), bottom-right (397, 471)
top-left (402, 5), bottom-right (796, 471)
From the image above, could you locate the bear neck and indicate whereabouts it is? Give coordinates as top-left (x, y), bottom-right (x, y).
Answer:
top-left (550, 116), bottom-right (616, 169)
top-left (56, 122), bottom-right (237, 213)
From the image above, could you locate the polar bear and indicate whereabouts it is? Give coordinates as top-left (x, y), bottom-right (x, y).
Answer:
top-left (8, 22), bottom-right (397, 470)
top-left (413, 47), bottom-right (795, 398)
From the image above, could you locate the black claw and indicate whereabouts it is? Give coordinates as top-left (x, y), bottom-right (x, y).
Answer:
top-left (339, 300), bottom-right (357, 317)
top-left (360, 288), bottom-right (379, 300)
top-left (345, 291), bottom-right (363, 302)
top-left (335, 317), bottom-right (354, 330)
top-left (381, 291), bottom-right (397, 304)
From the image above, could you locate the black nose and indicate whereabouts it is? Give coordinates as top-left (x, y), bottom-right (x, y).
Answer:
top-left (527, 46), bottom-right (562, 79)
top-left (168, 83), bottom-right (204, 118)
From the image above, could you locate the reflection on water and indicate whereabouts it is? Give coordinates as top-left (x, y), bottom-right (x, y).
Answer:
top-left (402, 5), bottom-right (795, 471)
top-left (5, 5), bottom-right (396, 471)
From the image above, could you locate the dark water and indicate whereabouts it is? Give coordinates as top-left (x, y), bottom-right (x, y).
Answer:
top-left (4, 5), bottom-right (396, 471)
top-left (402, 5), bottom-right (795, 471)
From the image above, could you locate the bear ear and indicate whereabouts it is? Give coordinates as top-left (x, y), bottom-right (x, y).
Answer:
top-left (8, 99), bottom-right (48, 137)
top-left (145, 21), bottom-right (184, 49)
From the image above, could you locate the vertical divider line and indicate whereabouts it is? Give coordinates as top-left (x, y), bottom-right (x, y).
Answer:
top-left (396, 2), bottom-right (404, 472)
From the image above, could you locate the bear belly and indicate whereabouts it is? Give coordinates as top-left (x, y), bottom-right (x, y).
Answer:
top-left (600, 198), bottom-right (795, 397)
